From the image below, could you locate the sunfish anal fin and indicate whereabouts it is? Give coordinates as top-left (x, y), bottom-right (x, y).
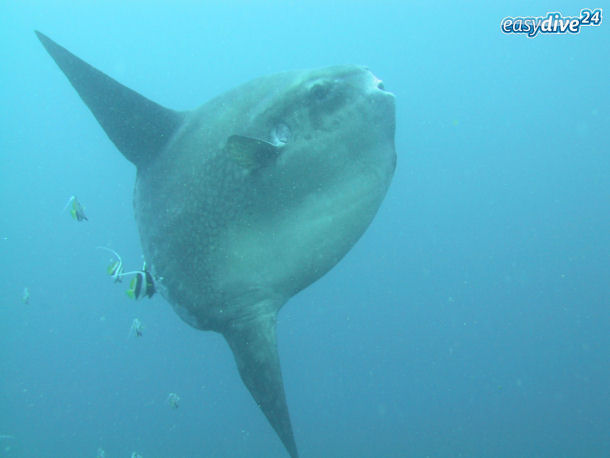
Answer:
top-left (223, 311), bottom-right (298, 458)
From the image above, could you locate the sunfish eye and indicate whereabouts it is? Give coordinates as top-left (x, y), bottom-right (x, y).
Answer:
top-left (271, 123), bottom-right (291, 146)
top-left (309, 82), bottom-right (331, 101)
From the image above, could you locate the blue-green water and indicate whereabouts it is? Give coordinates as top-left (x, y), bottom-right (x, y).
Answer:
top-left (1, 1), bottom-right (608, 457)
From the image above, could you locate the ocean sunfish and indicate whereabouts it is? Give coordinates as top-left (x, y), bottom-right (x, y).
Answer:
top-left (36, 31), bottom-right (396, 457)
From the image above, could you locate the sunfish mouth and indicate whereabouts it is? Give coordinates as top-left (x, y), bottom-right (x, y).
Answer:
top-left (366, 69), bottom-right (393, 95)
top-left (376, 80), bottom-right (395, 99)
top-left (372, 74), bottom-right (386, 90)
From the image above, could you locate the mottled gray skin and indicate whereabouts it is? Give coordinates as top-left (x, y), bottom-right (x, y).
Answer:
top-left (135, 68), bottom-right (395, 457)
top-left (35, 32), bottom-right (395, 458)
top-left (137, 67), bottom-right (395, 331)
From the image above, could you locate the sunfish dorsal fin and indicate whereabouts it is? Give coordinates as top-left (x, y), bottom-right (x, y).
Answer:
top-left (35, 31), bottom-right (185, 167)
top-left (223, 311), bottom-right (299, 458)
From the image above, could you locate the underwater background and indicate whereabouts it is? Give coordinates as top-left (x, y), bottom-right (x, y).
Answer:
top-left (1, 1), bottom-right (608, 457)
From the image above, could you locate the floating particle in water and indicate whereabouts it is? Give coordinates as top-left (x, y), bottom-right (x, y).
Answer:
top-left (167, 392), bottom-right (180, 409)
top-left (130, 318), bottom-right (144, 338)
top-left (22, 288), bottom-right (30, 305)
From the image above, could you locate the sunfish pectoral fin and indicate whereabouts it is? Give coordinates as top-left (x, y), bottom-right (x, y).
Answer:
top-left (35, 31), bottom-right (185, 168)
top-left (225, 135), bottom-right (282, 171)
top-left (223, 312), bottom-right (298, 458)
